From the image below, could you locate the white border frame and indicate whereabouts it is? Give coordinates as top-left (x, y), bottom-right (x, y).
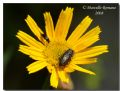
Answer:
top-left (1, 1), bottom-right (119, 91)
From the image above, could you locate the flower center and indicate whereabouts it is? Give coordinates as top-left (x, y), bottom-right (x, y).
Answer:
top-left (43, 41), bottom-right (69, 66)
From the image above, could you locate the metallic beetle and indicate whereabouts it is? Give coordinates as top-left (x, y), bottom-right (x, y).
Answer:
top-left (59, 49), bottom-right (74, 66)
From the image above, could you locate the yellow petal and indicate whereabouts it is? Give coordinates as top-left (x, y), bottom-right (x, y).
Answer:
top-left (29, 55), bottom-right (46, 61)
top-left (72, 26), bottom-right (101, 52)
top-left (58, 70), bottom-right (69, 83)
top-left (16, 30), bottom-right (45, 49)
top-left (79, 26), bottom-right (101, 39)
top-left (67, 16), bottom-right (93, 46)
top-left (18, 45), bottom-right (30, 55)
top-left (64, 64), bottom-right (75, 72)
top-left (71, 64), bottom-right (96, 75)
top-left (71, 58), bottom-right (97, 65)
top-left (19, 45), bottom-right (45, 61)
top-left (47, 64), bottom-right (53, 73)
top-left (25, 15), bottom-right (44, 41)
top-left (26, 61), bottom-right (47, 74)
top-left (44, 12), bottom-right (55, 42)
top-left (50, 67), bottom-right (58, 88)
top-left (55, 7), bottom-right (74, 42)
top-left (73, 45), bottom-right (109, 59)
top-left (74, 36), bottom-right (100, 52)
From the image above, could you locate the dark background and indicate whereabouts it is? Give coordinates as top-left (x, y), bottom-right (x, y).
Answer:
top-left (3, 3), bottom-right (119, 90)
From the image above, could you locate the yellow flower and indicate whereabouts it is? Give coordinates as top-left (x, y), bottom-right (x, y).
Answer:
top-left (16, 7), bottom-right (108, 88)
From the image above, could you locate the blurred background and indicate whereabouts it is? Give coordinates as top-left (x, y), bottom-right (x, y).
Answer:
top-left (3, 4), bottom-right (119, 90)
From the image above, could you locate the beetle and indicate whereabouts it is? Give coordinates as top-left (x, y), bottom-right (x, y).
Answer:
top-left (41, 33), bottom-right (49, 42)
top-left (59, 49), bottom-right (74, 66)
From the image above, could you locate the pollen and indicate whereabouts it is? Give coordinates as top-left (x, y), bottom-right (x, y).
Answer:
top-left (43, 41), bottom-right (69, 66)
